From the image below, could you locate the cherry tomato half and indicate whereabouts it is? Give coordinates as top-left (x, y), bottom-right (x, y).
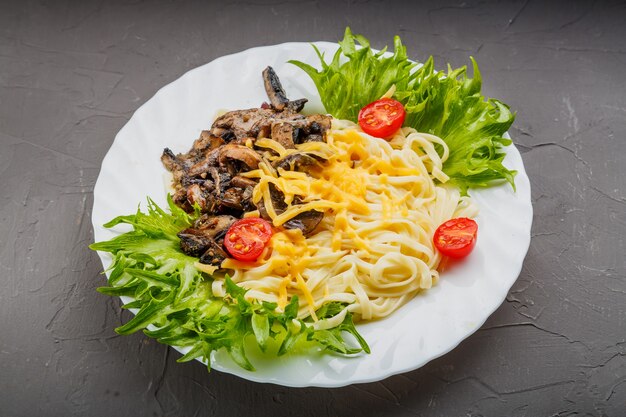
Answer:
top-left (358, 98), bottom-right (406, 139)
top-left (433, 218), bottom-right (478, 259)
top-left (224, 218), bottom-right (273, 262)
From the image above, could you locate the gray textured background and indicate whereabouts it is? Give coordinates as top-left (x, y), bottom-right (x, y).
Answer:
top-left (1, 0), bottom-right (625, 416)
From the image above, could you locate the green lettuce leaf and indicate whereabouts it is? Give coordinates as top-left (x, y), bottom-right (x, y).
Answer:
top-left (90, 197), bottom-right (368, 371)
top-left (290, 27), bottom-right (516, 194)
top-left (289, 27), bottom-right (416, 122)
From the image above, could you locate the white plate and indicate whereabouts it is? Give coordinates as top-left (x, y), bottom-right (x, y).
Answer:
top-left (92, 42), bottom-right (532, 387)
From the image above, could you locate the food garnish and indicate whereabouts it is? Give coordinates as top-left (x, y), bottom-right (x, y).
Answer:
top-left (433, 218), bottom-right (478, 259)
top-left (224, 218), bottom-right (273, 262)
top-left (357, 98), bottom-right (406, 139)
top-left (90, 196), bottom-right (369, 371)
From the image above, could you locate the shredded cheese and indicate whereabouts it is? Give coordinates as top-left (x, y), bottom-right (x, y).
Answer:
top-left (219, 125), bottom-right (476, 321)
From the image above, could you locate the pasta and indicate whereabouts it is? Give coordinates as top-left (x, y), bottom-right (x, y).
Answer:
top-left (212, 119), bottom-right (477, 322)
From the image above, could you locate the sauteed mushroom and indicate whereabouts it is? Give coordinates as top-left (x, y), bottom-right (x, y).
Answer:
top-left (161, 67), bottom-right (334, 264)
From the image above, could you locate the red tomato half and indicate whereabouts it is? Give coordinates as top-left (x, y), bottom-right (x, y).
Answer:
top-left (224, 218), bottom-right (273, 262)
top-left (358, 98), bottom-right (406, 139)
top-left (433, 218), bottom-right (478, 259)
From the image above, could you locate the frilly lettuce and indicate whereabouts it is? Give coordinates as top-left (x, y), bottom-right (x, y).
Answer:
top-left (289, 27), bottom-right (516, 194)
top-left (90, 196), bottom-right (369, 371)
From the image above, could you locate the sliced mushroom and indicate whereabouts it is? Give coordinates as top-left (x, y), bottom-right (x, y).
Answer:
top-left (208, 167), bottom-right (231, 196)
top-left (187, 147), bottom-right (221, 177)
top-left (272, 152), bottom-right (324, 172)
top-left (306, 114), bottom-right (332, 133)
top-left (178, 215), bottom-right (236, 263)
top-left (300, 133), bottom-right (324, 143)
top-left (178, 229), bottom-right (229, 266)
top-left (193, 214), bottom-right (237, 239)
top-left (229, 136), bottom-right (257, 147)
top-left (284, 210), bottom-right (324, 236)
top-left (178, 231), bottom-right (214, 257)
top-left (161, 148), bottom-right (180, 172)
top-left (256, 124), bottom-right (271, 140)
top-left (241, 186), bottom-right (254, 207)
top-left (211, 108), bottom-right (276, 140)
top-left (286, 98), bottom-right (308, 113)
top-left (209, 127), bottom-right (236, 143)
top-left (230, 175), bottom-right (258, 189)
top-left (186, 184), bottom-right (218, 212)
top-left (199, 240), bottom-right (229, 266)
top-left (172, 187), bottom-right (190, 210)
top-left (181, 177), bottom-right (214, 189)
top-left (221, 187), bottom-right (248, 211)
top-left (191, 130), bottom-right (225, 154)
top-left (262, 66), bottom-right (308, 112)
top-left (161, 148), bottom-right (186, 184)
top-left (186, 184), bottom-right (204, 207)
top-left (271, 122), bottom-right (296, 149)
top-left (262, 66), bottom-right (290, 111)
top-left (218, 144), bottom-right (262, 170)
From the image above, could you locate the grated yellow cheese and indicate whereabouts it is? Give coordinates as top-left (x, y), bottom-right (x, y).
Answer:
top-left (215, 124), bottom-right (467, 323)
top-left (278, 276), bottom-right (290, 308)
top-left (255, 138), bottom-right (288, 156)
top-left (295, 273), bottom-right (317, 320)
top-left (241, 128), bottom-right (429, 314)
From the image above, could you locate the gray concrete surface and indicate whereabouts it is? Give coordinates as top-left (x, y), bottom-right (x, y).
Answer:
top-left (1, 0), bottom-right (625, 416)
